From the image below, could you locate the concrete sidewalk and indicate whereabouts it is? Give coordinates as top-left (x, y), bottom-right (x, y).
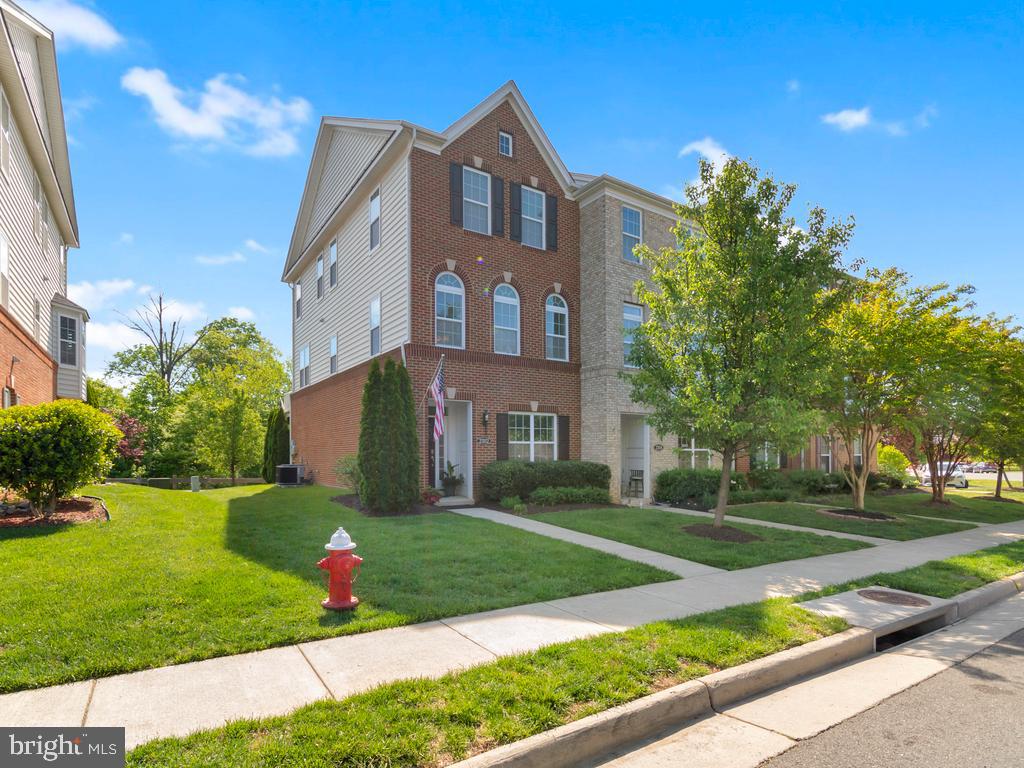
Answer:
top-left (1, 518), bottom-right (1022, 749)
top-left (591, 590), bottom-right (1024, 767)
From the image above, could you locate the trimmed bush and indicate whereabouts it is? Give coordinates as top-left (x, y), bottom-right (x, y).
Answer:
top-left (479, 460), bottom-right (610, 501)
top-left (499, 495), bottom-right (522, 510)
top-left (878, 444), bottom-right (911, 477)
top-left (746, 468), bottom-right (789, 490)
top-left (783, 469), bottom-right (850, 495)
top-left (0, 400), bottom-right (122, 514)
top-left (529, 486), bottom-right (611, 506)
top-left (654, 468), bottom-right (721, 505)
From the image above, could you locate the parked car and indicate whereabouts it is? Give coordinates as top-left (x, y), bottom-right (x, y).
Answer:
top-left (970, 462), bottom-right (998, 473)
top-left (920, 463), bottom-right (969, 488)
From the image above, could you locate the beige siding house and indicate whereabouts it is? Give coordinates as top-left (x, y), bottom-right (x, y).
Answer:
top-left (0, 0), bottom-right (84, 406)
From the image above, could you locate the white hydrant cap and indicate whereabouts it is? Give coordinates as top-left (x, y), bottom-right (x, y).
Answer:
top-left (325, 526), bottom-right (357, 551)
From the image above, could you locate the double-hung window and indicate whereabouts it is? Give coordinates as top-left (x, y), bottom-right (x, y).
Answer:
top-left (508, 413), bottom-right (557, 461)
top-left (520, 186), bottom-right (545, 249)
top-left (679, 431), bottom-right (713, 470)
top-left (435, 272), bottom-right (465, 348)
top-left (59, 316), bottom-right (77, 366)
top-left (298, 346), bottom-right (310, 388)
top-left (622, 206), bottom-right (642, 263)
top-left (369, 189), bottom-right (381, 250)
top-left (316, 255), bottom-right (324, 298)
top-left (329, 336), bottom-right (338, 374)
top-left (853, 436), bottom-right (863, 469)
top-left (294, 283), bottom-right (302, 319)
top-left (498, 131), bottom-right (513, 157)
top-left (545, 294), bottom-right (568, 361)
top-left (462, 167), bottom-right (490, 235)
top-left (328, 240), bottom-right (337, 287)
top-left (818, 435), bottom-right (832, 473)
top-left (623, 303), bottom-right (643, 367)
top-left (369, 296), bottom-right (381, 355)
top-left (0, 88), bottom-right (10, 177)
top-left (493, 284), bottom-right (519, 355)
top-left (752, 442), bottom-right (780, 470)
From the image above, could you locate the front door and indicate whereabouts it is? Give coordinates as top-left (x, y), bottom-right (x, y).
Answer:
top-left (435, 400), bottom-right (473, 499)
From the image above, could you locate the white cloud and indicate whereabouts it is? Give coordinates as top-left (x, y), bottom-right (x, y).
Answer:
top-left (786, 79), bottom-right (801, 94)
top-left (884, 121), bottom-right (908, 137)
top-left (88, 321), bottom-right (146, 352)
top-left (136, 284), bottom-right (153, 295)
top-left (121, 67), bottom-right (312, 157)
top-left (19, 0), bottom-right (122, 51)
top-left (229, 306), bottom-right (256, 321)
top-left (679, 137), bottom-right (731, 175)
top-left (195, 251), bottom-right (246, 266)
top-left (660, 183), bottom-right (686, 202)
top-left (117, 232), bottom-right (134, 245)
top-left (68, 278), bottom-right (135, 310)
top-left (821, 107), bottom-right (872, 132)
top-left (161, 298), bottom-right (205, 323)
top-left (244, 238), bottom-right (270, 253)
top-left (915, 105), bottom-right (938, 129)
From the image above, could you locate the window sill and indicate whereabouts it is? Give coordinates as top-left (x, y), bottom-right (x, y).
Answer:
top-left (461, 226), bottom-right (493, 238)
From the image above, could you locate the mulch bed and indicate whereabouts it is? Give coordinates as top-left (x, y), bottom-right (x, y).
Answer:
top-left (683, 523), bottom-right (762, 543)
top-left (968, 495), bottom-right (1022, 504)
top-left (0, 496), bottom-right (108, 528)
top-left (818, 508), bottom-right (894, 521)
top-left (331, 494), bottom-right (444, 517)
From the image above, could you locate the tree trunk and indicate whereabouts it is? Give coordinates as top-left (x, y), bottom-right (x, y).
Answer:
top-left (995, 459), bottom-right (1005, 499)
top-left (851, 472), bottom-right (868, 511)
top-left (928, 457), bottom-right (944, 503)
top-left (230, 461), bottom-right (237, 486)
top-left (714, 448), bottom-right (733, 528)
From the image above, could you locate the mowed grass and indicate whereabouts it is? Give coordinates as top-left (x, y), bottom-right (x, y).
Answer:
top-left (0, 484), bottom-right (674, 693)
top-left (799, 538), bottom-right (1024, 600)
top-left (528, 507), bottom-right (868, 569)
top-left (128, 599), bottom-right (844, 767)
top-left (725, 502), bottom-right (974, 540)
top-left (809, 489), bottom-right (1024, 525)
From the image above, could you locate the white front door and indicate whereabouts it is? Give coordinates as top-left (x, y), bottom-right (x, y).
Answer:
top-left (621, 415), bottom-right (650, 499)
top-left (437, 400), bottom-right (473, 498)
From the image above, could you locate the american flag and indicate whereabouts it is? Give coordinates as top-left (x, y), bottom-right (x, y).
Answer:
top-left (431, 357), bottom-right (446, 439)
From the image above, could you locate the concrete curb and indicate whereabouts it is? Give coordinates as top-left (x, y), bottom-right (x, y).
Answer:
top-left (450, 628), bottom-right (872, 768)
top-left (954, 572), bottom-right (1024, 620)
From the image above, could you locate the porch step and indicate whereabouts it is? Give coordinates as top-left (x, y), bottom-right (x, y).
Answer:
top-left (437, 495), bottom-right (475, 507)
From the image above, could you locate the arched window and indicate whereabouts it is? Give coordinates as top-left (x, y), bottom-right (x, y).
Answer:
top-left (493, 284), bottom-right (520, 355)
top-left (435, 272), bottom-right (464, 348)
top-left (545, 294), bottom-right (568, 361)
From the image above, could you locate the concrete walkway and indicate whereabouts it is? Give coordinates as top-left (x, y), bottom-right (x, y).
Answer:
top-left (2, 519), bottom-right (1023, 749)
top-left (592, 590), bottom-right (1024, 767)
top-left (658, 505), bottom-right (894, 545)
top-left (452, 508), bottom-right (725, 578)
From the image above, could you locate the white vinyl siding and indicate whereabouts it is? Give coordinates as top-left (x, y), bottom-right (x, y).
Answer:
top-left (520, 186), bottom-right (545, 249)
top-left (0, 88), bottom-right (10, 177)
top-left (622, 206), bottom-right (641, 263)
top-left (508, 412), bottom-right (557, 461)
top-left (462, 166), bottom-right (490, 235)
top-left (292, 151), bottom-right (410, 389)
top-left (7, 21), bottom-right (51, 148)
top-left (493, 284), bottom-right (520, 355)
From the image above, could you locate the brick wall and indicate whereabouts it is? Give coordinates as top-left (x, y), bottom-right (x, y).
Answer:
top-left (0, 305), bottom-right (55, 406)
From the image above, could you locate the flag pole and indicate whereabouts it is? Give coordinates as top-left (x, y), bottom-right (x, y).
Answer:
top-left (418, 354), bottom-right (445, 413)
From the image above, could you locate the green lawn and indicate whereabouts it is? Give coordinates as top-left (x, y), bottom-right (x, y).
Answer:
top-left (0, 484), bottom-right (673, 693)
top-left (528, 507), bottom-right (868, 569)
top-left (128, 599), bottom-right (844, 767)
top-left (798, 538), bottom-right (1024, 600)
top-left (808, 489), bottom-right (1024, 524)
top-left (724, 502), bottom-right (974, 540)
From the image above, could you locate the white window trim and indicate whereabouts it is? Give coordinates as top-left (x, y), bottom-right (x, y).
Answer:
top-left (508, 412), bottom-right (558, 461)
top-left (434, 272), bottom-right (466, 350)
top-left (328, 239), bottom-right (338, 287)
top-left (819, 435), bottom-right (833, 473)
top-left (329, 335), bottom-right (338, 374)
top-left (493, 283), bottom-right (520, 356)
top-left (369, 294), bottom-right (382, 355)
top-left (298, 345), bottom-right (311, 388)
top-left (623, 303), bottom-right (643, 368)
top-left (462, 166), bottom-right (491, 235)
top-left (545, 294), bottom-right (569, 361)
top-left (498, 130), bottom-right (513, 157)
top-left (520, 185), bottom-right (545, 250)
top-left (294, 282), bottom-right (302, 319)
top-left (58, 314), bottom-right (78, 368)
top-left (679, 435), bottom-right (713, 470)
top-left (622, 205), bottom-right (642, 263)
top-left (369, 188), bottom-right (381, 251)
top-left (316, 254), bottom-right (324, 298)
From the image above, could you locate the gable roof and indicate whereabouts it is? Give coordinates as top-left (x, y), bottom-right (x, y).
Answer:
top-left (0, 0), bottom-right (78, 247)
top-left (282, 81), bottom-right (578, 283)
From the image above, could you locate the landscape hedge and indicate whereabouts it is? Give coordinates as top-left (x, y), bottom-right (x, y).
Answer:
top-left (480, 460), bottom-right (610, 501)
top-left (653, 468), bottom-right (750, 506)
top-left (529, 486), bottom-right (611, 506)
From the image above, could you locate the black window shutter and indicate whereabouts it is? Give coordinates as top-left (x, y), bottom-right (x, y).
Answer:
top-left (546, 195), bottom-right (558, 251)
top-left (491, 176), bottom-right (504, 236)
top-left (509, 183), bottom-right (522, 242)
top-left (779, 452), bottom-right (788, 470)
top-left (496, 413), bottom-right (509, 461)
top-left (449, 163), bottom-right (463, 226)
top-left (557, 415), bottom-right (569, 460)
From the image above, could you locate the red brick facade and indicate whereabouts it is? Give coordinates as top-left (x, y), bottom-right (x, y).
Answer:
top-left (406, 101), bottom-right (581, 491)
top-left (0, 305), bottom-right (55, 406)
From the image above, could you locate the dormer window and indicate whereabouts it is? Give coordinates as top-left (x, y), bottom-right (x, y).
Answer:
top-left (499, 131), bottom-right (513, 157)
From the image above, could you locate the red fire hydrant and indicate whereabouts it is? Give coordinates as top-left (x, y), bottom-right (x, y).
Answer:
top-left (318, 527), bottom-right (362, 610)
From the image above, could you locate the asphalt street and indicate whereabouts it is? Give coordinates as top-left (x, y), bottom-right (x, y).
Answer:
top-left (759, 629), bottom-right (1024, 768)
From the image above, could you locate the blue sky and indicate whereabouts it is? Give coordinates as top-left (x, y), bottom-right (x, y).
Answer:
top-left (27, 0), bottom-right (1022, 378)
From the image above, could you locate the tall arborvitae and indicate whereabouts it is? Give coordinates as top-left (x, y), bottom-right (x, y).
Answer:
top-left (260, 406), bottom-right (289, 483)
top-left (357, 360), bottom-right (383, 506)
top-left (395, 361), bottom-right (421, 508)
top-left (376, 359), bottom-right (401, 512)
top-left (261, 410), bottom-right (276, 483)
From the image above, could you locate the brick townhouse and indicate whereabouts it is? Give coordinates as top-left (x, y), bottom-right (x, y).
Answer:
top-left (0, 0), bottom-right (86, 409)
top-left (282, 81), bottom-right (867, 501)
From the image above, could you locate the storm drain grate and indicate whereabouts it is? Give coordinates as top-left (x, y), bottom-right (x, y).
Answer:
top-left (857, 589), bottom-right (932, 608)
